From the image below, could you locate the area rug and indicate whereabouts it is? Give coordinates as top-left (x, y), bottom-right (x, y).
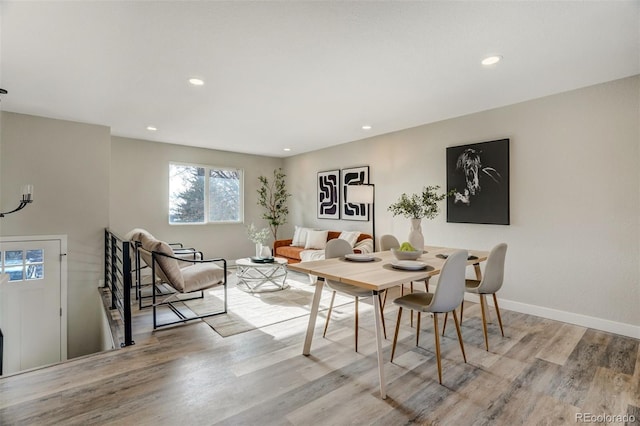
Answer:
top-left (188, 271), bottom-right (359, 337)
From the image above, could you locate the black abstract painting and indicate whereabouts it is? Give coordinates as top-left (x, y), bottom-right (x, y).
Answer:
top-left (447, 139), bottom-right (509, 225)
top-left (341, 166), bottom-right (369, 221)
top-left (317, 170), bottom-right (340, 219)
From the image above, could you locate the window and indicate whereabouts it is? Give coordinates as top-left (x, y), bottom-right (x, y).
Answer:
top-left (1, 249), bottom-right (45, 282)
top-left (169, 163), bottom-right (243, 224)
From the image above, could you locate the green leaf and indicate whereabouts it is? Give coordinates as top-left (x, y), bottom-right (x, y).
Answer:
top-left (387, 185), bottom-right (451, 219)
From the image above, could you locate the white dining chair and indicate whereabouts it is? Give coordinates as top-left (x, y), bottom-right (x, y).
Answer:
top-left (379, 234), bottom-right (400, 252)
top-left (323, 238), bottom-right (387, 352)
top-left (390, 249), bottom-right (468, 384)
top-left (379, 234), bottom-right (429, 327)
top-left (460, 243), bottom-right (508, 351)
top-left (380, 234), bottom-right (400, 308)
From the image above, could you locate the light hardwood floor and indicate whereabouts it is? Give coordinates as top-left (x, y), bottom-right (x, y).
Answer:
top-left (1, 276), bottom-right (639, 425)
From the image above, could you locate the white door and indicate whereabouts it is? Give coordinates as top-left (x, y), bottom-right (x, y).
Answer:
top-left (0, 236), bottom-right (67, 375)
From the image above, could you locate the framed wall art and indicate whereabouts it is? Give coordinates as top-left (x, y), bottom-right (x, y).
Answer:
top-left (317, 170), bottom-right (340, 219)
top-left (341, 166), bottom-right (369, 221)
top-left (446, 138), bottom-right (510, 225)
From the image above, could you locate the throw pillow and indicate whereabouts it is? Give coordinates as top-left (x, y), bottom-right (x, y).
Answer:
top-left (354, 238), bottom-right (374, 254)
top-left (123, 228), bottom-right (154, 242)
top-left (291, 226), bottom-right (313, 247)
top-left (141, 236), bottom-right (185, 292)
top-left (338, 231), bottom-right (360, 247)
top-left (304, 230), bottom-right (329, 249)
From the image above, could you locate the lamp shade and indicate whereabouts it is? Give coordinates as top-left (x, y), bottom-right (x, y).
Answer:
top-left (347, 184), bottom-right (374, 204)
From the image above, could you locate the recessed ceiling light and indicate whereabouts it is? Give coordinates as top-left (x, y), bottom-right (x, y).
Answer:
top-left (283, 148), bottom-right (291, 152)
top-left (146, 126), bottom-right (157, 131)
top-left (362, 125), bottom-right (372, 130)
top-left (189, 78), bottom-right (204, 86)
top-left (481, 55), bottom-right (502, 66)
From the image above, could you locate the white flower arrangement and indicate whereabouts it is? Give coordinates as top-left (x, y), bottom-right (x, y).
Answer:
top-left (247, 223), bottom-right (270, 244)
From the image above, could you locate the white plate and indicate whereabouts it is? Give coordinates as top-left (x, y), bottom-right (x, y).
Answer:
top-left (344, 253), bottom-right (375, 262)
top-left (391, 260), bottom-right (428, 271)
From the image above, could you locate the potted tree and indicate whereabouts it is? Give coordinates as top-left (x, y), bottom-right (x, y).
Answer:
top-left (387, 185), bottom-right (452, 250)
top-left (257, 168), bottom-right (291, 241)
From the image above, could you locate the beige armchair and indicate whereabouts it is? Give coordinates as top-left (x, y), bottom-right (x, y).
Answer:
top-left (137, 233), bottom-right (228, 329)
top-left (125, 228), bottom-right (201, 309)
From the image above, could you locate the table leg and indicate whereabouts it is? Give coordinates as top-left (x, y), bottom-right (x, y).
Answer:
top-left (303, 278), bottom-right (324, 355)
top-left (237, 264), bottom-right (289, 292)
top-left (373, 290), bottom-right (387, 399)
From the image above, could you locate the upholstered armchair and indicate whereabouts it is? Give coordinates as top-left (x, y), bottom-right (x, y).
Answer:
top-left (136, 233), bottom-right (228, 329)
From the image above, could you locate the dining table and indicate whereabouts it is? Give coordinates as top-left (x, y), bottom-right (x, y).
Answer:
top-left (288, 245), bottom-right (489, 399)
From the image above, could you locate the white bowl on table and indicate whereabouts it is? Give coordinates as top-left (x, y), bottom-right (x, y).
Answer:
top-left (391, 247), bottom-right (422, 261)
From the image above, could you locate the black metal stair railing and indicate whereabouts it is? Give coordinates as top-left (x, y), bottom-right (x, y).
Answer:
top-left (104, 229), bottom-right (134, 347)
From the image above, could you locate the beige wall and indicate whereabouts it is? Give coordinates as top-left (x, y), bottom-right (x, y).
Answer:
top-left (0, 112), bottom-right (110, 358)
top-left (284, 75), bottom-right (640, 334)
top-left (109, 136), bottom-right (284, 260)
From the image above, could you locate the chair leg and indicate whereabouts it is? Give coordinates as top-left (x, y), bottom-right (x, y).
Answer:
top-left (442, 312), bottom-right (448, 336)
top-left (322, 290), bottom-right (336, 338)
top-left (391, 307), bottom-right (403, 362)
top-left (452, 309), bottom-right (466, 363)
top-left (433, 313), bottom-right (443, 384)
top-left (401, 284), bottom-right (412, 328)
top-left (152, 277), bottom-right (157, 330)
top-left (492, 293), bottom-right (505, 337)
top-left (377, 293), bottom-right (387, 339)
top-left (416, 312), bottom-right (421, 346)
top-left (382, 289), bottom-right (388, 309)
top-left (355, 297), bottom-right (359, 352)
top-left (479, 294), bottom-right (489, 351)
top-left (409, 283), bottom-right (415, 328)
top-left (443, 298), bottom-right (465, 336)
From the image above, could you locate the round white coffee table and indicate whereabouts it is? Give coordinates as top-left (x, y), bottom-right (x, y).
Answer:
top-left (235, 257), bottom-right (289, 293)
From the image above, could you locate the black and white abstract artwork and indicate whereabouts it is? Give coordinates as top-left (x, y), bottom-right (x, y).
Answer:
top-left (446, 138), bottom-right (510, 225)
top-left (341, 166), bottom-right (369, 221)
top-left (317, 170), bottom-right (340, 219)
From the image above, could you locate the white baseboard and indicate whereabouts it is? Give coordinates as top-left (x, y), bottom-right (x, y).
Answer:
top-left (463, 293), bottom-right (640, 339)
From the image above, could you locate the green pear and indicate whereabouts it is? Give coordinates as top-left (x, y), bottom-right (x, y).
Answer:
top-left (399, 242), bottom-right (415, 252)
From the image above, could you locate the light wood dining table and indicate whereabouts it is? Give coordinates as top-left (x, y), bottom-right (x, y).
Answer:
top-left (288, 245), bottom-right (489, 399)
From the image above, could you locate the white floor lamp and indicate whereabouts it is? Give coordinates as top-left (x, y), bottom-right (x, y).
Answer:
top-left (346, 183), bottom-right (375, 251)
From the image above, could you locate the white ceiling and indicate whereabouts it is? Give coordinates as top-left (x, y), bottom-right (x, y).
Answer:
top-left (1, 1), bottom-right (638, 157)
